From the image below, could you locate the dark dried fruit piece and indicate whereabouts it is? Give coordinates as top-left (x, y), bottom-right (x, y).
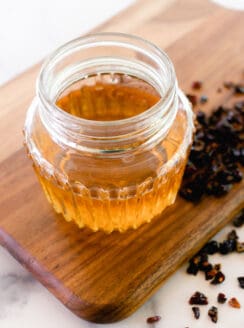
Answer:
top-left (199, 261), bottom-right (212, 272)
top-left (228, 297), bottom-right (241, 309)
top-left (234, 100), bottom-right (244, 112)
top-left (189, 291), bottom-right (208, 305)
top-left (183, 161), bottom-right (198, 178)
top-left (201, 241), bottom-right (219, 255)
top-left (214, 264), bottom-right (221, 271)
top-left (218, 241), bottom-right (230, 254)
top-left (236, 242), bottom-right (244, 253)
top-left (208, 306), bottom-right (218, 323)
top-left (187, 263), bottom-right (199, 276)
top-left (200, 95), bottom-right (208, 104)
top-left (187, 252), bottom-right (212, 276)
top-left (179, 184), bottom-right (203, 202)
top-left (196, 111), bottom-right (207, 125)
top-left (192, 306), bottom-right (200, 319)
top-left (233, 209), bottom-right (244, 227)
top-left (227, 229), bottom-right (238, 241)
top-left (147, 315), bottom-right (161, 323)
top-left (190, 254), bottom-right (205, 266)
top-left (192, 81), bottom-right (203, 90)
top-left (206, 264), bottom-right (221, 279)
top-left (224, 81), bottom-right (234, 89)
top-left (219, 240), bottom-right (236, 254)
top-left (205, 267), bottom-right (218, 281)
top-left (234, 84), bottom-right (244, 94)
top-left (199, 252), bottom-right (209, 263)
top-left (211, 271), bottom-right (225, 285)
top-left (212, 183), bottom-right (232, 197)
top-left (237, 277), bottom-right (244, 289)
top-left (217, 293), bottom-right (227, 304)
top-left (186, 94), bottom-right (197, 107)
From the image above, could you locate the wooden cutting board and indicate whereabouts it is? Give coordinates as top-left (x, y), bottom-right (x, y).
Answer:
top-left (0, 0), bottom-right (243, 323)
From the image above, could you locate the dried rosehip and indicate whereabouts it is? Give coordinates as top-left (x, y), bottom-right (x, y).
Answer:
top-left (147, 315), bottom-right (161, 323)
top-left (234, 84), bottom-right (244, 94)
top-left (189, 291), bottom-right (208, 305)
top-left (186, 94), bottom-right (197, 107)
top-left (183, 161), bottom-right (197, 178)
top-left (214, 264), bottom-right (221, 271)
top-left (213, 105), bottom-right (226, 117)
top-left (192, 306), bottom-right (200, 319)
top-left (217, 293), bottom-right (227, 304)
top-left (211, 271), bottom-right (225, 285)
top-left (208, 306), bottom-right (218, 323)
top-left (219, 240), bottom-right (236, 254)
top-left (190, 254), bottom-right (203, 266)
top-left (218, 241), bottom-right (229, 255)
top-left (187, 263), bottom-right (199, 276)
top-left (237, 277), bottom-right (244, 289)
top-left (192, 81), bottom-right (202, 90)
top-left (236, 242), bottom-right (244, 253)
top-left (228, 297), bottom-right (241, 309)
top-left (205, 268), bottom-right (218, 281)
top-left (199, 261), bottom-right (213, 273)
top-left (196, 111), bottom-right (207, 125)
top-left (234, 100), bottom-right (244, 112)
top-left (233, 210), bottom-right (244, 227)
top-left (179, 184), bottom-right (204, 202)
top-left (227, 230), bottom-right (238, 241)
top-left (199, 252), bottom-right (209, 263)
top-left (201, 241), bottom-right (219, 255)
top-left (231, 169), bottom-right (242, 182)
top-left (200, 95), bottom-right (208, 104)
top-left (213, 183), bottom-right (232, 197)
top-left (224, 81), bottom-right (234, 89)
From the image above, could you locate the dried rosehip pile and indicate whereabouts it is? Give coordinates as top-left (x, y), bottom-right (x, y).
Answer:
top-left (180, 87), bottom-right (243, 202)
top-left (186, 210), bottom-right (243, 324)
top-left (187, 213), bottom-right (244, 285)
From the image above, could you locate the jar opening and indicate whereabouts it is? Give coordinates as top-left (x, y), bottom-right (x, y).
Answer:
top-left (37, 33), bottom-right (178, 154)
top-left (56, 72), bottom-right (161, 121)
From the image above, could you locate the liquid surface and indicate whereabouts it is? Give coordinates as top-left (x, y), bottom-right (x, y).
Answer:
top-left (56, 74), bottom-right (160, 121)
top-left (28, 74), bottom-right (190, 232)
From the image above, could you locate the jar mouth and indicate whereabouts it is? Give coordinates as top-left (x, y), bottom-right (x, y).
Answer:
top-left (37, 33), bottom-right (178, 153)
top-left (36, 32), bottom-right (177, 127)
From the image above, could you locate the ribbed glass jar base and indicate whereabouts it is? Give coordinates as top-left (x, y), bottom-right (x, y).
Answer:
top-left (34, 155), bottom-right (186, 233)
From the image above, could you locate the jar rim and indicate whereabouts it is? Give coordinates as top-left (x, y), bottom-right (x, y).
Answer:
top-left (37, 32), bottom-right (176, 128)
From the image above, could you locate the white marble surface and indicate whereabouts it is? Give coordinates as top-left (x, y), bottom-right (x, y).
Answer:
top-left (0, 1), bottom-right (244, 327)
top-left (0, 226), bottom-right (243, 328)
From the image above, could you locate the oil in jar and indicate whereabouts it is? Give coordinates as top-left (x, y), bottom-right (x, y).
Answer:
top-left (33, 73), bottom-right (188, 232)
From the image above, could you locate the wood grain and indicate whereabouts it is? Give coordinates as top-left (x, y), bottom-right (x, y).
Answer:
top-left (0, 0), bottom-right (244, 323)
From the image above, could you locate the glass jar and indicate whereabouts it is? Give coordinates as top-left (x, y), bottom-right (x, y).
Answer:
top-left (24, 33), bottom-right (194, 233)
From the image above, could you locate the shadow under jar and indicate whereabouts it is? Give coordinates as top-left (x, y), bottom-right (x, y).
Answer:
top-left (24, 33), bottom-right (194, 233)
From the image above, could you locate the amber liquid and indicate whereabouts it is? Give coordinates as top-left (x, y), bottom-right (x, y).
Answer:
top-left (56, 76), bottom-right (160, 121)
top-left (32, 74), bottom-right (188, 232)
